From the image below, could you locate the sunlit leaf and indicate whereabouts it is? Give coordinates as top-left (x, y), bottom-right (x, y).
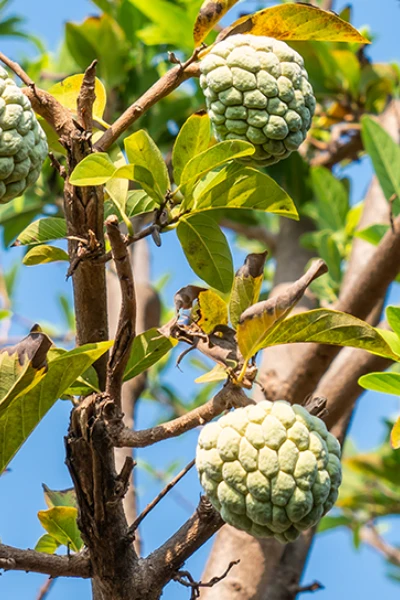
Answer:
top-left (38, 506), bottom-right (83, 552)
top-left (263, 309), bottom-right (399, 360)
top-left (355, 224), bottom-right (389, 246)
top-left (69, 153), bottom-right (116, 186)
top-left (22, 245), bottom-right (69, 266)
top-left (358, 372), bottom-right (400, 396)
top-left (0, 340), bottom-right (112, 472)
top-left (237, 260), bottom-right (326, 362)
top-left (197, 290), bottom-right (228, 334)
top-left (172, 112), bottom-right (211, 185)
top-left (35, 534), bottom-right (60, 554)
top-left (177, 214), bottom-right (234, 293)
top-left (387, 306), bottom-right (400, 338)
top-left (179, 140), bottom-right (255, 200)
top-left (193, 0), bottom-right (240, 45)
top-left (190, 164), bottom-right (299, 220)
top-left (391, 417), bottom-right (400, 450)
top-left (361, 116), bottom-right (400, 202)
top-left (229, 251), bottom-right (267, 329)
top-left (123, 328), bottom-right (175, 381)
top-left (43, 484), bottom-right (77, 509)
top-left (124, 129), bottom-right (170, 197)
top-left (48, 74), bottom-right (108, 127)
top-left (195, 363), bottom-right (227, 384)
top-left (311, 166), bottom-right (349, 230)
top-left (215, 3), bottom-right (369, 45)
top-left (13, 218), bottom-right (67, 247)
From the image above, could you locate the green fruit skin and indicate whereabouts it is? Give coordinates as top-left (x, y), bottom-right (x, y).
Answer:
top-left (0, 66), bottom-right (48, 204)
top-left (196, 400), bottom-right (342, 544)
top-left (200, 35), bottom-right (316, 167)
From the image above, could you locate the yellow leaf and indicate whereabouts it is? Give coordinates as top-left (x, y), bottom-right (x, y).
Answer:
top-left (391, 417), bottom-right (400, 450)
top-left (197, 290), bottom-right (228, 334)
top-left (216, 3), bottom-right (370, 45)
top-left (48, 75), bottom-right (108, 127)
top-left (195, 363), bottom-right (227, 384)
top-left (193, 0), bottom-right (240, 45)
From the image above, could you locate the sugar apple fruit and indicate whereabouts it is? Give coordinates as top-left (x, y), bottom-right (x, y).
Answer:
top-left (0, 66), bottom-right (48, 204)
top-left (199, 35), bottom-right (316, 166)
top-left (196, 400), bottom-right (341, 543)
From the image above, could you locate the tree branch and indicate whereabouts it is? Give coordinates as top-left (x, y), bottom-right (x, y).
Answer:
top-left (310, 129), bottom-right (362, 169)
top-left (360, 524), bottom-right (400, 567)
top-left (146, 496), bottom-right (224, 597)
top-left (111, 383), bottom-right (250, 448)
top-left (94, 61), bottom-right (200, 153)
top-left (0, 544), bottom-right (90, 578)
top-left (77, 60), bottom-right (97, 133)
top-left (105, 216), bottom-right (136, 409)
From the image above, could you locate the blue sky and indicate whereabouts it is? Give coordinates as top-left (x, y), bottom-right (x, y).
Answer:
top-left (0, 1), bottom-right (400, 599)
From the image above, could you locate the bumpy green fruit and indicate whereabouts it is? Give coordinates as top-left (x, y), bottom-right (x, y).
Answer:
top-left (0, 66), bottom-right (48, 204)
top-left (196, 400), bottom-right (341, 543)
top-left (199, 35), bottom-right (316, 166)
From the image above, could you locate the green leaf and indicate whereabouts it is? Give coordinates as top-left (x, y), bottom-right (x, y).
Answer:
top-left (43, 484), bottom-right (77, 509)
top-left (190, 164), bottom-right (299, 220)
top-left (262, 309), bottom-right (399, 360)
top-left (355, 223), bottom-right (389, 246)
top-left (125, 191), bottom-right (158, 218)
top-left (0, 340), bottom-right (112, 472)
top-left (311, 166), bottom-right (349, 230)
top-left (237, 260), bottom-right (327, 363)
top-left (112, 164), bottom-right (164, 203)
top-left (35, 534), bottom-right (60, 554)
top-left (216, 3), bottom-right (370, 44)
top-left (124, 328), bottom-right (175, 382)
top-left (179, 139), bottom-right (255, 200)
top-left (127, 0), bottom-right (194, 49)
top-left (38, 507), bottom-right (83, 552)
top-left (196, 290), bottom-right (228, 334)
top-left (195, 363), bottom-right (228, 384)
top-left (194, 0), bottom-right (239, 45)
top-left (229, 252), bottom-right (267, 329)
top-left (177, 214), bottom-right (234, 293)
top-left (391, 417), bottom-right (400, 450)
top-left (172, 112), bottom-right (211, 186)
top-left (69, 153), bottom-right (116, 186)
top-left (48, 74), bottom-right (108, 127)
top-left (358, 372), bottom-right (400, 396)
top-left (23, 245), bottom-right (69, 266)
top-left (14, 218), bottom-right (67, 247)
top-left (387, 306), bottom-right (400, 338)
top-left (124, 129), bottom-right (170, 197)
top-left (316, 233), bottom-right (342, 284)
top-left (318, 515), bottom-right (352, 533)
top-left (361, 116), bottom-right (400, 202)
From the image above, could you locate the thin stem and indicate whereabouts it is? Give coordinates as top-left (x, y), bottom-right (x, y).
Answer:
top-left (129, 459), bottom-right (195, 535)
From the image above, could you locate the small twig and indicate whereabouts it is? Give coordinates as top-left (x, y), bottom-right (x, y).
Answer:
top-left (48, 153), bottom-right (67, 179)
top-left (310, 129), bottom-right (362, 169)
top-left (295, 581), bottom-right (324, 594)
top-left (36, 576), bottom-right (57, 600)
top-left (173, 560), bottom-right (240, 599)
top-left (94, 52), bottom-right (201, 153)
top-left (128, 459), bottom-right (195, 536)
top-left (110, 383), bottom-right (249, 448)
top-left (77, 60), bottom-right (97, 133)
top-left (360, 524), bottom-right (400, 566)
top-left (0, 50), bottom-right (35, 87)
top-left (389, 193), bottom-right (398, 233)
top-left (105, 216), bottom-right (137, 409)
